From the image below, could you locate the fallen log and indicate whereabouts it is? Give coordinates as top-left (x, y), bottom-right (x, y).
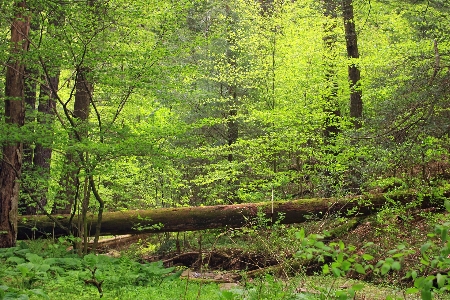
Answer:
top-left (18, 191), bottom-right (444, 239)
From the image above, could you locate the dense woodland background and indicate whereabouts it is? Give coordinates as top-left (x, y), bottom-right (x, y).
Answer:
top-left (0, 0), bottom-right (449, 247)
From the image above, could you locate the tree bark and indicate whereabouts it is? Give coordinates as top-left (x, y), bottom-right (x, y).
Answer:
top-left (53, 67), bottom-right (91, 214)
top-left (20, 16), bottom-right (40, 215)
top-left (18, 191), bottom-right (442, 239)
top-left (0, 1), bottom-right (30, 248)
top-left (342, 0), bottom-right (362, 129)
top-left (32, 73), bottom-right (59, 212)
top-left (322, 0), bottom-right (341, 139)
top-left (21, 66), bottom-right (37, 215)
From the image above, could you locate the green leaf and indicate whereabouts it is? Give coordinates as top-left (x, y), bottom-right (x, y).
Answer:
top-left (444, 200), bottom-right (450, 212)
top-left (25, 253), bottom-right (43, 264)
top-left (341, 260), bottom-right (352, 272)
top-left (362, 254), bottom-right (374, 261)
top-left (436, 273), bottom-right (446, 288)
top-left (381, 263), bottom-right (391, 275)
top-left (314, 241), bottom-right (325, 249)
top-left (421, 289), bottom-right (432, 300)
top-left (420, 258), bottom-right (430, 266)
top-left (354, 263), bottom-right (365, 274)
top-left (392, 252), bottom-right (405, 258)
top-left (296, 228), bottom-right (305, 241)
top-left (421, 243), bottom-right (432, 254)
top-left (6, 256), bottom-right (25, 265)
top-left (397, 244), bottom-right (406, 250)
top-left (405, 287), bottom-right (419, 294)
top-left (30, 289), bottom-right (49, 300)
top-left (363, 242), bottom-right (374, 248)
top-left (391, 261), bottom-right (401, 271)
top-left (331, 267), bottom-right (341, 277)
top-left (322, 264), bottom-right (330, 275)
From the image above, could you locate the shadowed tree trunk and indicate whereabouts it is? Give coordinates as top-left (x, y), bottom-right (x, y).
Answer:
top-left (32, 73), bottom-right (60, 213)
top-left (342, 0), bottom-right (362, 128)
top-left (21, 15), bottom-right (40, 215)
top-left (53, 67), bottom-right (91, 214)
top-left (0, 1), bottom-right (30, 248)
top-left (322, 0), bottom-right (341, 140)
top-left (21, 66), bottom-right (37, 215)
top-left (23, 66), bottom-right (37, 169)
top-left (21, 8), bottom-right (63, 215)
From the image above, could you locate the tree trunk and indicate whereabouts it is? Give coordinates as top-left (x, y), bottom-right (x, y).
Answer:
top-left (23, 66), bottom-right (37, 169)
top-left (18, 191), bottom-right (441, 239)
top-left (0, 1), bottom-right (30, 248)
top-left (32, 73), bottom-right (59, 212)
top-left (21, 66), bottom-right (37, 215)
top-left (342, 0), bottom-right (362, 129)
top-left (322, 0), bottom-right (341, 140)
top-left (20, 15), bottom-right (41, 215)
top-left (53, 67), bottom-right (91, 214)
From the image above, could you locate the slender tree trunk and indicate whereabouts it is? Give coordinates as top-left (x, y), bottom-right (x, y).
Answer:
top-left (0, 1), bottom-right (30, 248)
top-left (53, 67), bottom-right (91, 214)
top-left (342, 0), bottom-right (362, 128)
top-left (23, 67), bottom-right (37, 168)
top-left (322, 0), bottom-right (341, 139)
top-left (21, 66), bottom-right (37, 215)
top-left (20, 15), bottom-right (41, 215)
top-left (32, 73), bottom-right (59, 213)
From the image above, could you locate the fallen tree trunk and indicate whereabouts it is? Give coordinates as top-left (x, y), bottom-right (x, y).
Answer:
top-left (18, 191), bottom-right (444, 239)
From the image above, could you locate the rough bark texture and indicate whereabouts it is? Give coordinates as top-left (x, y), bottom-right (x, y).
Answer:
top-left (18, 192), bottom-right (442, 239)
top-left (342, 0), bottom-right (362, 128)
top-left (0, 1), bottom-right (30, 248)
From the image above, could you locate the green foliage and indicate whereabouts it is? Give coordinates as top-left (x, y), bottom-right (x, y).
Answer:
top-left (1, 0), bottom-right (448, 213)
top-left (400, 200), bottom-right (450, 298)
top-left (0, 238), bottom-right (181, 299)
top-left (1, 2), bottom-right (450, 299)
top-left (290, 200), bottom-right (450, 299)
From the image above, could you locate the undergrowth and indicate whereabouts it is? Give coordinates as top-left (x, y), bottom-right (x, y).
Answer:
top-left (2, 201), bottom-right (450, 299)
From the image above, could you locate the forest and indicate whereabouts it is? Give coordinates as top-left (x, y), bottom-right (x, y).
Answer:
top-left (0, 0), bottom-right (450, 299)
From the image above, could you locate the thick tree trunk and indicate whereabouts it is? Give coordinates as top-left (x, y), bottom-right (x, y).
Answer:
top-left (342, 0), bottom-right (362, 129)
top-left (18, 192), bottom-right (442, 239)
top-left (0, 1), bottom-right (30, 248)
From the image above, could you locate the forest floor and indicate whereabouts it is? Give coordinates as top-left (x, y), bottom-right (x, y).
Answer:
top-left (90, 206), bottom-right (448, 299)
